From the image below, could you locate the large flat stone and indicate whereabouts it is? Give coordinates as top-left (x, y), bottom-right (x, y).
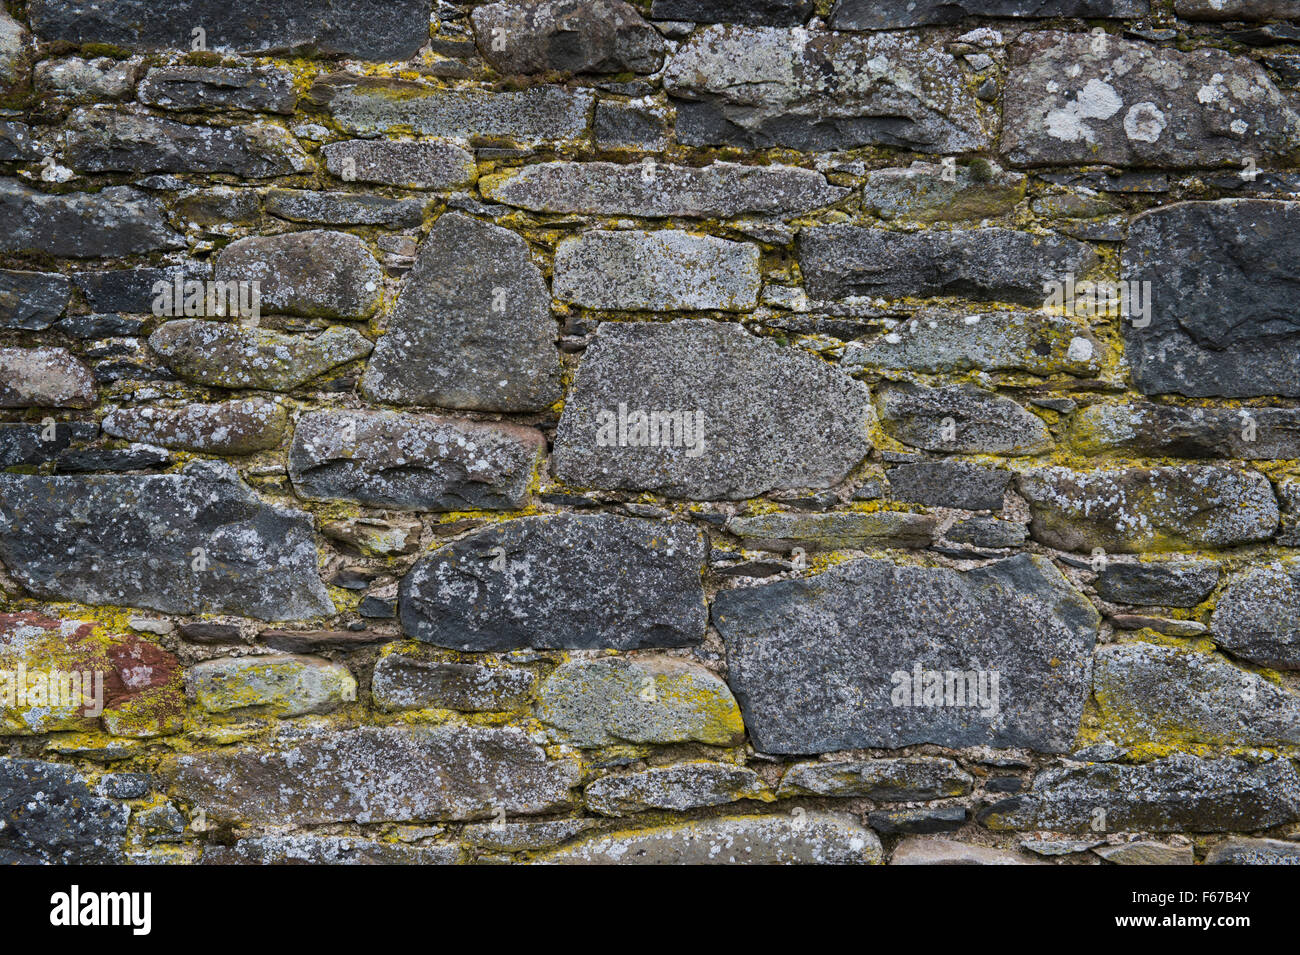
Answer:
top-left (980, 756), bottom-right (1300, 833)
top-left (1002, 32), bottom-right (1299, 167)
top-left (778, 757), bottom-right (973, 800)
top-left (831, 0), bottom-right (1146, 28)
top-left (0, 270), bottom-right (70, 330)
top-left (169, 726), bottom-right (580, 824)
top-left (799, 225), bottom-right (1097, 305)
top-left (288, 409), bottom-right (543, 511)
top-left (0, 180), bottom-right (180, 257)
top-left (712, 553), bottom-right (1099, 754)
top-left (360, 213), bottom-right (562, 412)
top-left (215, 230), bottom-right (383, 320)
top-left (188, 654), bottom-right (356, 717)
top-left (0, 462), bottom-right (334, 620)
top-left (584, 763), bottom-right (764, 816)
top-left (533, 812), bottom-right (882, 864)
top-left (663, 26), bottom-right (992, 152)
top-left (1093, 560), bottom-right (1219, 607)
top-left (137, 66), bottom-right (298, 113)
top-left (651, 0), bottom-right (813, 25)
top-left (553, 230), bottom-right (760, 311)
top-left (553, 319), bottom-right (871, 499)
top-left (876, 383), bottom-right (1052, 455)
top-left (1212, 564), bottom-right (1300, 669)
top-left (482, 161), bottom-right (848, 218)
top-left (102, 399), bottom-right (288, 455)
top-left (321, 139), bottom-right (477, 189)
top-left (0, 347), bottom-right (95, 408)
top-left (1121, 200), bottom-right (1300, 397)
top-left (0, 759), bottom-right (129, 864)
top-left (371, 645), bottom-right (535, 713)
top-left (1019, 466), bottom-right (1279, 553)
top-left (471, 0), bottom-right (666, 75)
top-left (399, 514), bottom-right (707, 651)
top-left (28, 0), bottom-right (433, 60)
top-left (1071, 400), bottom-right (1300, 459)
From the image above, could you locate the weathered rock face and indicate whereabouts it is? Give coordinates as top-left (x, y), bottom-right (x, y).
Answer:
top-left (65, 110), bottom-right (308, 177)
top-left (778, 757), bottom-right (973, 800)
top-left (361, 213), bottom-right (562, 412)
top-left (713, 554), bottom-right (1099, 754)
top-left (887, 462), bottom-right (1011, 512)
top-left (169, 726), bottom-right (580, 824)
top-left (321, 139), bottom-right (477, 189)
top-left (553, 230), bottom-right (760, 311)
top-left (1018, 466), bottom-right (1279, 553)
top-left (137, 66), bottom-right (298, 113)
top-left (585, 763), bottom-right (764, 815)
top-left (203, 835), bottom-right (459, 865)
top-left (842, 309), bottom-right (1100, 377)
top-left (1093, 560), bottom-right (1219, 607)
top-left (537, 657), bottom-right (744, 747)
top-left (535, 811), bottom-right (883, 864)
top-left (830, 0), bottom-right (1146, 29)
top-left (371, 645), bottom-right (535, 713)
top-left (1205, 838), bottom-right (1300, 865)
top-left (102, 399), bottom-right (288, 455)
top-left (327, 80), bottom-right (593, 144)
top-left (263, 189), bottom-right (429, 227)
top-left (27, 0), bottom-right (433, 60)
top-left (799, 225), bottom-right (1097, 305)
top-left (288, 410), bottom-right (543, 511)
top-left (1002, 32), bottom-right (1300, 167)
top-left (725, 511), bottom-right (937, 551)
top-left (482, 161), bottom-right (848, 218)
top-left (861, 161), bottom-right (1026, 222)
top-left (1071, 400), bottom-right (1300, 459)
top-left (1122, 200), bottom-right (1300, 398)
top-left (0, 759), bottom-right (129, 864)
top-left (1091, 642), bottom-right (1300, 750)
top-left (215, 230), bottom-right (383, 319)
top-left (663, 26), bottom-right (992, 152)
top-left (553, 319), bottom-right (871, 499)
top-left (1212, 565), bottom-right (1300, 669)
top-left (0, 347), bottom-right (95, 408)
top-left (471, 0), bottom-right (666, 75)
top-left (876, 383), bottom-right (1052, 455)
top-left (188, 654), bottom-right (356, 717)
top-left (148, 321), bottom-right (372, 391)
top-left (400, 515), bottom-right (707, 651)
top-left (980, 756), bottom-right (1300, 833)
top-left (651, 0), bottom-right (813, 25)
top-left (0, 270), bottom-right (70, 330)
top-left (0, 180), bottom-right (181, 256)
top-left (0, 462), bottom-right (334, 620)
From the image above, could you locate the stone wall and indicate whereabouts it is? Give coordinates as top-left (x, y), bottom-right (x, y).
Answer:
top-left (2, 0), bottom-right (1300, 866)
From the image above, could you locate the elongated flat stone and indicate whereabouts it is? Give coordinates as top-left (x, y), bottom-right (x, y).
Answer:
top-left (215, 230), bottom-right (383, 320)
top-left (778, 757), bottom-right (973, 800)
top-left (0, 461), bottom-right (334, 620)
top-left (651, 0), bottom-right (813, 25)
top-left (482, 161), bottom-right (848, 218)
top-left (1093, 560), bottom-right (1219, 608)
top-left (288, 409), bottom-right (543, 511)
top-left (0, 180), bottom-right (181, 256)
top-left (399, 514), bottom-right (707, 651)
top-left (553, 230), bottom-right (760, 311)
top-left (663, 26), bottom-right (992, 152)
top-left (321, 139), bottom-right (477, 189)
top-left (832, 0), bottom-right (1146, 29)
top-left (0, 270), bottom-right (70, 330)
top-left (584, 763), bottom-right (765, 816)
top-left (471, 0), bottom-right (666, 75)
top-left (148, 321), bottom-right (372, 391)
top-left (979, 756), bottom-right (1300, 833)
top-left (188, 654), bottom-right (356, 717)
top-left (1019, 466), bottom-right (1279, 553)
top-left (360, 213), bottom-right (562, 412)
top-left (102, 399), bottom-right (288, 455)
top-left (876, 383), bottom-right (1052, 455)
top-left (1071, 400), bottom-right (1300, 459)
top-left (713, 553), bottom-right (1099, 754)
top-left (169, 726), bottom-right (580, 824)
top-left (371, 646), bottom-right (536, 713)
top-left (553, 319), bottom-right (871, 499)
top-left (137, 66), bottom-right (298, 113)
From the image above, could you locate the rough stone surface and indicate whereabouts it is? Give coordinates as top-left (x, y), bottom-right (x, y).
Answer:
top-left (832, 1), bottom-right (1146, 29)
top-left (1002, 32), bottom-right (1299, 167)
top-left (1205, 838), bottom-right (1300, 865)
top-left (148, 321), bottom-right (372, 391)
top-left (534, 812), bottom-right (883, 864)
top-left (891, 838), bottom-right (1038, 865)
top-left (980, 756), bottom-right (1300, 833)
top-left (28, 0), bottom-right (433, 60)
top-left (471, 0), bottom-right (666, 76)
top-left (1122, 200), bottom-right (1300, 398)
top-left (102, 399), bottom-right (286, 455)
top-left (188, 654), bottom-right (355, 717)
top-left (553, 230), bottom-right (761, 311)
top-left (651, 0), bottom-right (813, 25)
top-left (371, 646), bottom-right (535, 712)
top-left (713, 554), bottom-right (1099, 754)
top-left (0, 270), bottom-right (71, 330)
top-left (799, 225), bottom-right (1097, 305)
top-left (1019, 466), bottom-right (1279, 553)
top-left (0, 180), bottom-right (180, 256)
top-left (171, 726), bottom-right (579, 824)
top-left (877, 383), bottom-right (1052, 455)
top-left (138, 66), bottom-right (297, 113)
top-left (861, 161), bottom-right (1026, 222)
top-left (888, 462), bottom-right (1011, 511)
top-left (725, 511), bottom-right (936, 550)
top-left (483, 161), bottom-right (847, 218)
top-left (203, 835), bottom-right (460, 865)
top-left (1212, 565), bottom-right (1300, 669)
top-left (1072, 400), bottom-right (1300, 459)
top-left (663, 26), bottom-right (992, 152)
top-left (264, 189), bottom-right (429, 227)
top-left (0, 347), bottom-right (96, 408)
top-left (321, 139), bottom-right (477, 190)
top-left (1093, 841), bottom-right (1194, 865)
top-left (537, 657), bottom-right (744, 748)
top-left (1093, 560), bottom-right (1219, 607)
top-left (400, 515), bottom-right (707, 651)
top-left (778, 757), bottom-right (973, 800)
top-left (0, 462), bottom-right (334, 620)
top-left (215, 230), bottom-right (383, 319)
top-left (288, 409), bottom-right (543, 511)
top-left (361, 213), bottom-right (562, 412)
top-left (585, 763), bottom-right (764, 815)
top-left (554, 319), bottom-right (871, 499)
top-left (0, 759), bottom-right (129, 864)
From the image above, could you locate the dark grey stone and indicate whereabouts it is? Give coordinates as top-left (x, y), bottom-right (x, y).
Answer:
top-left (102, 399), bottom-right (288, 455)
top-left (868, 806), bottom-right (967, 835)
top-left (321, 139), bottom-right (477, 189)
top-left (593, 100), bottom-right (670, 149)
top-left (1072, 400), bottom-right (1300, 459)
top-left (778, 757), bottom-right (973, 800)
top-left (1212, 564), bottom-right (1300, 669)
top-left (288, 410), bottom-right (544, 512)
top-left (0, 422), bottom-right (98, 468)
top-left (1122, 200), bottom-right (1300, 398)
top-left (651, 0), bottom-right (813, 24)
top-left (214, 230), bottom-right (383, 320)
top-left (0, 270), bottom-right (71, 330)
top-left (712, 553), bottom-right (1099, 754)
top-left (372, 650), bottom-right (535, 712)
top-left (944, 516), bottom-right (1028, 548)
top-left (399, 514), bottom-right (707, 651)
top-left (471, 0), bottom-right (666, 75)
top-left (263, 189), bottom-right (429, 226)
top-left (0, 180), bottom-right (181, 257)
top-left (1093, 560), bottom-right (1219, 607)
top-left (0, 461), bottom-right (334, 620)
top-left (0, 759), bottom-right (129, 864)
top-left (138, 66), bottom-right (298, 113)
top-left (799, 225), bottom-right (1097, 305)
top-left (876, 383), bottom-right (1053, 455)
top-left (831, 0), bottom-right (1146, 29)
top-left (73, 262), bottom-right (212, 315)
top-left (361, 213), bottom-right (562, 412)
top-left (888, 462), bottom-right (1011, 511)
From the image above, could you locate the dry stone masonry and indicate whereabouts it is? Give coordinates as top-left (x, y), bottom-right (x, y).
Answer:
top-left (2, 0), bottom-right (1300, 866)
